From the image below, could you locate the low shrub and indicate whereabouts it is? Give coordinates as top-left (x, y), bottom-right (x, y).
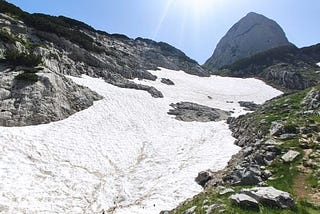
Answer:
top-left (4, 50), bottom-right (42, 67)
top-left (0, 29), bottom-right (16, 43)
top-left (15, 71), bottom-right (38, 83)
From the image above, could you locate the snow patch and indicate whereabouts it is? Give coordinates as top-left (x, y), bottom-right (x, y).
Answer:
top-left (0, 68), bottom-right (282, 213)
top-left (317, 62), bottom-right (320, 67)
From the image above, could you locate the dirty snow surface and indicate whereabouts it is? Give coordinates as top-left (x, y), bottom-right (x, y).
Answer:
top-left (0, 68), bottom-right (282, 214)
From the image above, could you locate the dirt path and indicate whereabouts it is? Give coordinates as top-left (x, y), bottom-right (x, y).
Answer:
top-left (294, 171), bottom-right (320, 205)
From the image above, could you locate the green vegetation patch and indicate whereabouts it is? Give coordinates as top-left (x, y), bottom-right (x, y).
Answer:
top-left (0, 29), bottom-right (16, 43)
top-left (15, 71), bottom-right (38, 83)
top-left (4, 50), bottom-right (42, 67)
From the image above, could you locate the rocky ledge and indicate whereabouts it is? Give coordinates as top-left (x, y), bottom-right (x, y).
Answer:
top-left (168, 102), bottom-right (230, 122)
top-left (168, 86), bottom-right (320, 213)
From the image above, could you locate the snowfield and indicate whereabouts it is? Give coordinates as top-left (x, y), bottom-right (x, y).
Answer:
top-left (0, 68), bottom-right (282, 214)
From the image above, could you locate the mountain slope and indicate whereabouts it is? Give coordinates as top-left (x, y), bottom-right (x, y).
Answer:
top-left (204, 12), bottom-right (290, 69)
top-left (0, 1), bottom-right (208, 126)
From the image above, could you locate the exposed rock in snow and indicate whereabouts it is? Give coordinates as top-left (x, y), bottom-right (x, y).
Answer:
top-left (161, 78), bottom-right (175, 85)
top-left (238, 101), bottom-right (260, 111)
top-left (106, 73), bottom-right (164, 98)
top-left (168, 102), bottom-right (230, 122)
top-left (0, 68), bottom-right (282, 213)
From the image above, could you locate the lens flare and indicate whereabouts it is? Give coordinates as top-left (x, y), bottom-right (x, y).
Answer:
top-left (179, 0), bottom-right (214, 15)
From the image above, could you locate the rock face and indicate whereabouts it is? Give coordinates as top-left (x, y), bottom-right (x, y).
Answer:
top-left (0, 68), bottom-right (102, 126)
top-left (263, 63), bottom-right (310, 90)
top-left (204, 12), bottom-right (290, 69)
top-left (168, 102), bottom-right (230, 122)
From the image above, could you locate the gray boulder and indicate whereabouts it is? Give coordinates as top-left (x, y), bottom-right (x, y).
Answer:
top-left (182, 206), bottom-right (197, 214)
top-left (281, 150), bottom-right (300, 162)
top-left (217, 186), bottom-right (235, 195)
top-left (195, 171), bottom-right (213, 187)
top-left (270, 121), bottom-right (285, 136)
top-left (229, 193), bottom-right (259, 210)
top-left (228, 165), bottom-right (262, 186)
top-left (279, 133), bottom-right (296, 140)
top-left (206, 204), bottom-right (223, 214)
top-left (204, 12), bottom-right (290, 69)
top-left (240, 186), bottom-right (295, 208)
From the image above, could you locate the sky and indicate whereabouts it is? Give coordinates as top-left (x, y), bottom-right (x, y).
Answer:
top-left (6, 0), bottom-right (320, 64)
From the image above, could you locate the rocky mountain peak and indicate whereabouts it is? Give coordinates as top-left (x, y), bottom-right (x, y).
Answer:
top-left (204, 12), bottom-right (290, 69)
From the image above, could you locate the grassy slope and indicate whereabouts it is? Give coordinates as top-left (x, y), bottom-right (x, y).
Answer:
top-left (171, 86), bottom-right (320, 214)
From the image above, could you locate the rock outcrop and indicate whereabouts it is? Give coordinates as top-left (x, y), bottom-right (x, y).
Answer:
top-left (302, 87), bottom-right (320, 114)
top-left (168, 102), bottom-right (230, 122)
top-left (0, 67), bottom-right (102, 126)
top-left (204, 12), bottom-right (290, 69)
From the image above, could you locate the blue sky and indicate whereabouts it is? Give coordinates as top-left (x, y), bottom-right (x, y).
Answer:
top-left (6, 0), bottom-right (320, 64)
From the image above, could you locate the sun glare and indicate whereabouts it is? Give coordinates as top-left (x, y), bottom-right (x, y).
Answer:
top-left (178, 0), bottom-right (214, 14)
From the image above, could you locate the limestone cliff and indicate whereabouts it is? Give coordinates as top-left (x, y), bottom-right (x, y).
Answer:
top-left (204, 12), bottom-right (290, 69)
